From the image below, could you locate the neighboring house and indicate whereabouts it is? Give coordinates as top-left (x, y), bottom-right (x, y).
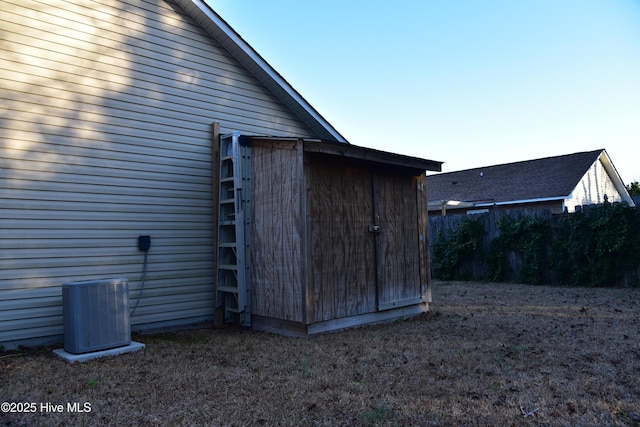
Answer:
top-left (427, 149), bottom-right (634, 216)
top-left (1, 0), bottom-right (441, 348)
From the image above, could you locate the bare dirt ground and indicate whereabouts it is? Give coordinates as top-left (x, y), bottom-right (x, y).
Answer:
top-left (2, 281), bottom-right (640, 426)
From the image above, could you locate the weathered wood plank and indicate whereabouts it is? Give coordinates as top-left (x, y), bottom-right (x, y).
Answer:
top-left (298, 140), bottom-right (312, 324)
top-left (418, 174), bottom-right (432, 302)
top-left (252, 303), bottom-right (428, 337)
top-left (251, 143), bottom-right (304, 321)
top-left (374, 173), bottom-right (422, 308)
top-left (309, 162), bottom-right (376, 322)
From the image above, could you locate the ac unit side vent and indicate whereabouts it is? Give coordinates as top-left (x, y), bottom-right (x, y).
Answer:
top-left (62, 278), bottom-right (130, 354)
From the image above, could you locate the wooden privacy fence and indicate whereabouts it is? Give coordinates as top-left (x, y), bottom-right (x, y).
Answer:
top-left (429, 208), bottom-right (553, 250)
top-left (428, 205), bottom-right (640, 286)
top-left (429, 208), bottom-right (554, 282)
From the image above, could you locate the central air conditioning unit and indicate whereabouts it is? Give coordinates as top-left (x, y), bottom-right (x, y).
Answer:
top-left (62, 278), bottom-right (131, 354)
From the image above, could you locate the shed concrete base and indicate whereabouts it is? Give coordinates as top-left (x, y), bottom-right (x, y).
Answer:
top-left (253, 303), bottom-right (429, 337)
top-left (52, 341), bottom-right (145, 363)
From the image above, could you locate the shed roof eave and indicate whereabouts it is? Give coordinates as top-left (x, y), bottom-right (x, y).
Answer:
top-left (245, 136), bottom-right (442, 174)
top-left (303, 140), bottom-right (443, 174)
top-left (175, 0), bottom-right (348, 143)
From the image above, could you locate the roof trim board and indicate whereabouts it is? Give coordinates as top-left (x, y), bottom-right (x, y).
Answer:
top-left (174, 0), bottom-right (348, 143)
top-left (246, 136), bottom-right (443, 175)
top-left (428, 195), bottom-right (569, 212)
top-left (303, 139), bottom-right (443, 174)
top-left (475, 195), bottom-right (568, 207)
top-left (595, 150), bottom-right (633, 205)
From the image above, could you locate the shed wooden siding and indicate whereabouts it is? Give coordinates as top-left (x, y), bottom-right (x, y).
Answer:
top-left (251, 141), bottom-right (305, 322)
top-left (309, 161), bottom-right (378, 322)
top-left (0, 0), bottom-right (316, 346)
top-left (245, 138), bottom-right (437, 335)
top-left (374, 174), bottom-right (425, 309)
top-left (249, 141), bottom-right (432, 326)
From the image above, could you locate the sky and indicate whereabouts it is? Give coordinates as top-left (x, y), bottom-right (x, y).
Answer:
top-left (209, 1), bottom-right (640, 185)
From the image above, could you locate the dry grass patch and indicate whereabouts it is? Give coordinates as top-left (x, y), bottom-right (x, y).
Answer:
top-left (2, 281), bottom-right (640, 426)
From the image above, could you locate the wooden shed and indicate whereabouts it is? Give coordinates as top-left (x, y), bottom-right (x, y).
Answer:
top-left (2, 0), bottom-right (440, 348)
top-left (214, 133), bottom-right (442, 336)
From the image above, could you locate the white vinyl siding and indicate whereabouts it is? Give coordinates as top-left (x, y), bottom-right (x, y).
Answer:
top-left (0, 0), bottom-right (316, 346)
top-left (565, 158), bottom-right (625, 212)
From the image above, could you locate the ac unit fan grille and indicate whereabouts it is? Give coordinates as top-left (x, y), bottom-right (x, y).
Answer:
top-left (62, 278), bottom-right (130, 354)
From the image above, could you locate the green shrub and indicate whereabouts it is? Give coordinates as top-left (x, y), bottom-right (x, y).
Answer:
top-left (430, 203), bottom-right (639, 287)
top-left (432, 216), bottom-right (485, 280)
top-left (486, 215), bottom-right (551, 284)
top-left (551, 203), bottom-right (640, 287)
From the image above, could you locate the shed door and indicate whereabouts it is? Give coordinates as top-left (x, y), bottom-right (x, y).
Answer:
top-left (309, 163), bottom-right (377, 322)
top-left (309, 162), bottom-right (426, 322)
top-left (373, 173), bottom-right (426, 310)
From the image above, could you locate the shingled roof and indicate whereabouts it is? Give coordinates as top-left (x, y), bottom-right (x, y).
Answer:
top-left (428, 149), bottom-right (612, 206)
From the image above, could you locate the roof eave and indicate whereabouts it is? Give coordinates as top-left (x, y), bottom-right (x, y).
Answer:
top-left (175, 0), bottom-right (348, 143)
top-left (427, 196), bottom-right (568, 211)
top-left (245, 136), bottom-right (442, 174)
top-left (474, 196), bottom-right (568, 207)
top-left (303, 139), bottom-right (443, 174)
top-left (597, 150), bottom-right (635, 207)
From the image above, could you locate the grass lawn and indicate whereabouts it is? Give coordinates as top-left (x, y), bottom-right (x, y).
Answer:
top-left (2, 281), bottom-right (640, 426)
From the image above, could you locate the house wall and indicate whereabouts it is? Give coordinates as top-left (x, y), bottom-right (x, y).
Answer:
top-left (0, 0), bottom-right (316, 347)
top-left (565, 158), bottom-right (624, 212)
top-left (429, 200), bottom-right (564, 216)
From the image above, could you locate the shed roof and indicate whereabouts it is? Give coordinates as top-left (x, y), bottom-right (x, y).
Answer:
top-left (428, 149), bottom-right (623, 206)
top-left (303, 140), bottom-right (443, 175)
top-left (246, 136), bottom-right (443, 176)
top-left (175, 0), bottom-right (347, 143)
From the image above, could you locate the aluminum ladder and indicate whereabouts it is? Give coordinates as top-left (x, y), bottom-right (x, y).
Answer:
top-left (216, 131), bottom-right (251, 326)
